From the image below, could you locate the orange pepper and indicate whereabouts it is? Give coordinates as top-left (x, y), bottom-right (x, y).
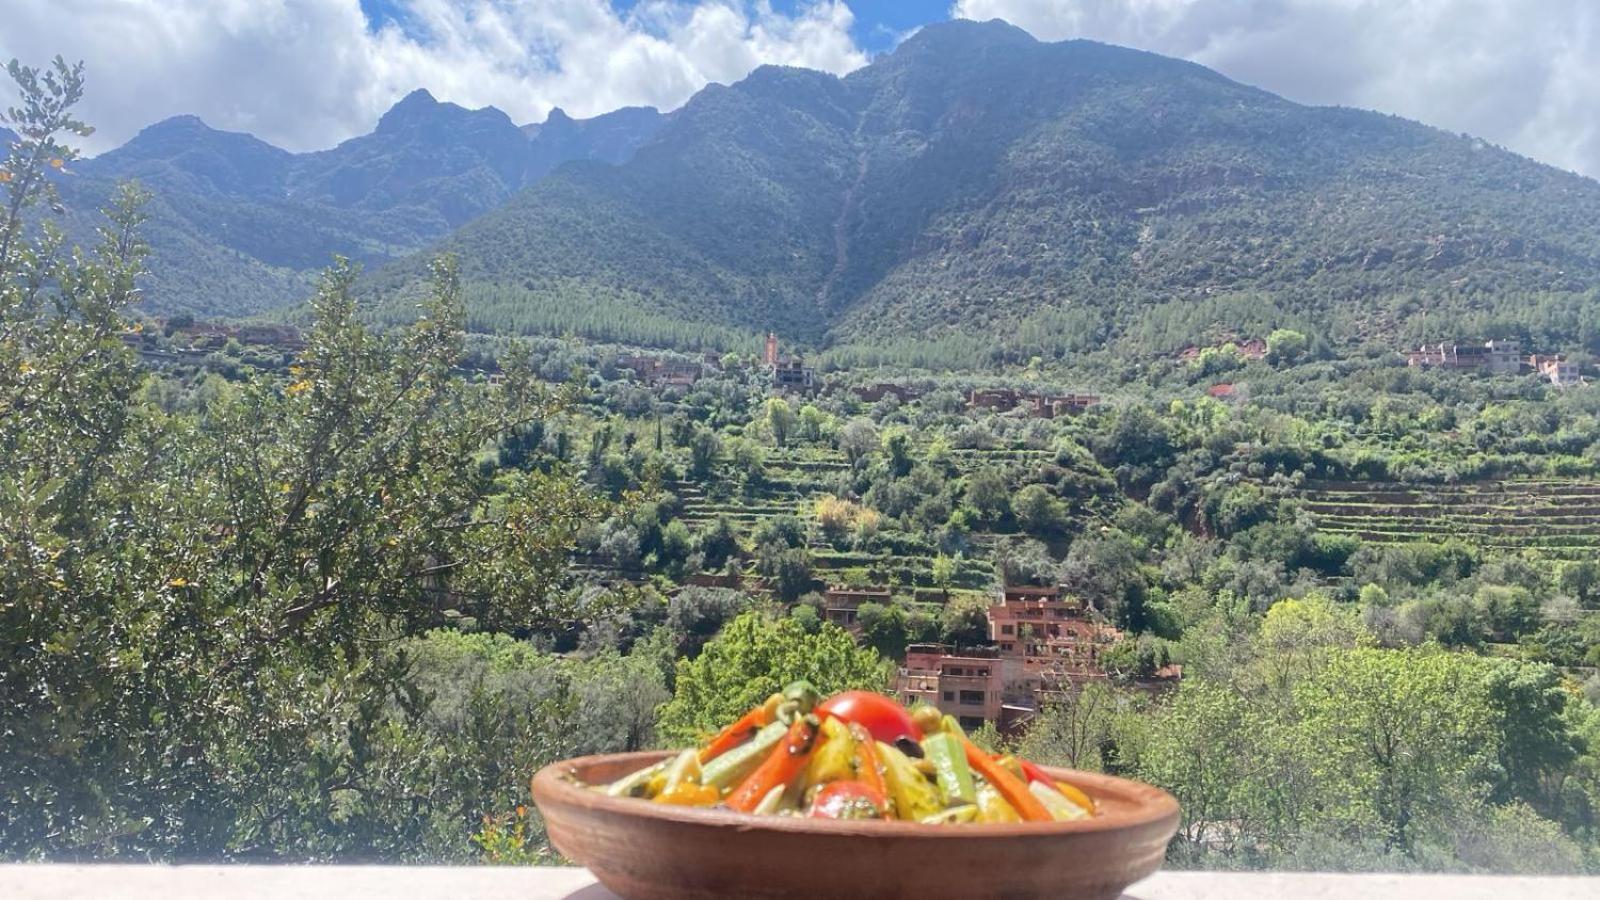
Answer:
top-left (654, 782), bottom-right (720, 806)
top-left (1054, 780), bottom-right (1097, 815)
top-left (963, 738), bottom-right (1052, 822)
top-left (726, 717), bottom-right (819, 814)
top-left (698, 701), bottom-right (776, 764)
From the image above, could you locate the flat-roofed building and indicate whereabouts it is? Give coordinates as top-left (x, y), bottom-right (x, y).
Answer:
top-left (989, 585), bottom-right (1122, 703)
top-left (820, 584), bottom-right (891, 630)
top-left (1532, 354), bottom-right (1581, 388)
top-left (894, 644), bottom-right (1004, 731)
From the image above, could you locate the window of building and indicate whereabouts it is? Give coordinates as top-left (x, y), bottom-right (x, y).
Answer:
top-left (959, 690), bottom-right (985, 706)
top-left (1001, 624), bottom-right (1014, 635)
top-left (1001, 642), bottom-right (1013, 651)
top-left (942, 691), bottom-right (954, 702)
top-left (958, 716), bottom-right (985, 731)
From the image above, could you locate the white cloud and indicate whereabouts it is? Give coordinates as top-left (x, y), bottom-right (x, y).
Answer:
top-left (953, 0), bottom-right (1600, 178)
top-left (0, 0), bottom-right (868, 154)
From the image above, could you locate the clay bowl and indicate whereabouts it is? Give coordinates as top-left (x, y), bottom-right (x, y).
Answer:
top-left (531, 750), bottom-right (1179, 900)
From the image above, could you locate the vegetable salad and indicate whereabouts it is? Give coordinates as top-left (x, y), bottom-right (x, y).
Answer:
top-left (594, 683), bottom-right (1096, 824)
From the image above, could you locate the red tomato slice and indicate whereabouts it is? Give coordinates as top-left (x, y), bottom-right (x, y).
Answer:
top-left (808, 780), bottom-right (887, 819)
top-left (815, 691), bottom-right (921, 746)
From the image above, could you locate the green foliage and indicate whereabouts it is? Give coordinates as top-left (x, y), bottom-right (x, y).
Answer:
top-left (763, 397), bottom-right (796, 448)
top-left (0, 62), bottom-right (613, 859)
top-left (472, 806), bottom-right (551, 866)
top-left (1014, 682), bottom-right (1116, 771)
top-left (941, 593), bottom-right (993, 646)
top-left (336, 630), bottom-right (666, 862)
top-left (1013, 484), bottom-right (1066, 535)
top-left (1267, 329), bottom-right (1309, 365)
top-left (1123, 643), bottom-right (1590, 871)
top-left (964, 469), bottom-right (1011, 524)
top-left (1293, 648), bottom-right (1496, 852)
top-left (656, 611), bottom-right (887, 745)
top-left (1253, 594), bottom-right (1372, 693)
top-left (837, 418), bottom-right (879, 465)
top-left (856, 601), bottom-right (910, 659)
top-left (666, 586), bottom-right (749, 657)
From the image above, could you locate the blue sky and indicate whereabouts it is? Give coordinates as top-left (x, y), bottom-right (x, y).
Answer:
top-left (358, 0), bottom-right (948, 55)
top-left (3, 1), bottom-right (1598, 178)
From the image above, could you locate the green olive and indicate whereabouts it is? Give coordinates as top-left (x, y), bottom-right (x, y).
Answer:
top-left (910, 704), bottom-right (945, 736)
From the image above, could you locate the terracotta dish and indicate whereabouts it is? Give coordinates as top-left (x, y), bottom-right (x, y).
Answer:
top-left (531, 750), bottom-right (1180, 900)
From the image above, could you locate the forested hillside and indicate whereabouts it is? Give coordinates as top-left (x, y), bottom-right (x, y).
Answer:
top-left (53, 95), bottom-right (663, 317)
top-left (380, 19), bottom-right (1600, 358)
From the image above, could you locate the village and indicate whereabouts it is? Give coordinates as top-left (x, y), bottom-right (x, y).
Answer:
top-left (1406, 338), bottom-right (1583, 386)
top-left (618, 331), bottom-right (1105, 415)
top-left (883, 583), bottom-right (1179, 730)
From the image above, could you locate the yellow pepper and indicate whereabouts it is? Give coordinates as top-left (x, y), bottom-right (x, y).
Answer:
top-left (1055, 780), bottom-right (1096, 815)
top-left (802, 717), bottom-right (856, 787)
top-left (654, 782), bottom-right (720, 806)
top-left (977, 783), bottom-right (1020, 823)
top-left (876, 740), bottom-right (942, 820)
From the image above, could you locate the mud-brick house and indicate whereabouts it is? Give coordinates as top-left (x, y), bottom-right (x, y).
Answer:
top-left (820, 584), bottom-right (891, 630)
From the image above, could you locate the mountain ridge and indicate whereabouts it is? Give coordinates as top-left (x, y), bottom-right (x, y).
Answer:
top-left (37, 17), bottom-right (1600, 359)
top-left (55, 96), bottom-right (665, 316)
top-left (369, 18), bottom-right (1600, 358)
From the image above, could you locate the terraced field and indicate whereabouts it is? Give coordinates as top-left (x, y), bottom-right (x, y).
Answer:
top-left (672, 483), bottom-right (819, 526)
top-left (1299, 480), bottom-right (1600, 558)
top-left (667, 446), bottom-right (1044, 589)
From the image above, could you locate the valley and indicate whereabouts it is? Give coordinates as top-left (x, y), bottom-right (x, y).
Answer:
top-left (7, 17), bottom-right (1600, 880)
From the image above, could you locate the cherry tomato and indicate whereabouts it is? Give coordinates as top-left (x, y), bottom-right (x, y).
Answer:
top-left (808, 780), bottom-right (887, 819)
top-left (815, 691), bottom-right (921, 745)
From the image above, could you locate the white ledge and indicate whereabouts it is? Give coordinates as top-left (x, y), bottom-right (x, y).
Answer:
top-left (2, 865), bottom-right (1596, 899)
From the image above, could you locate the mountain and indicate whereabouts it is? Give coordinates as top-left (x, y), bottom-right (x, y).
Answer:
top-left (375, 18), bottom-right (1600, 357)
top-left (85, 115), bottom-right (294, 198)
top-left (55, 96), bottom-right (663, 316)
top-left (290, 89), bottom-right (535, 232)
top-left (523, 106), bottom-right (667, 179)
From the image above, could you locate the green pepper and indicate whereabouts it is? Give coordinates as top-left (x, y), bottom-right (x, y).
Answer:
top-left (776, 679), bottom-right (822, 724)
top-left (701, 721), bottom-right (788, 790)
top-left (922, 732), bottom-right (977, 806)
top-left (661, 748), bottom-right (700, 792)
top-left (753, 784), bottom-right (790, 816)
top-left (784, 679), bottom-right (821, 710)
top-left (919, 805), bottom-right (978, 825)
